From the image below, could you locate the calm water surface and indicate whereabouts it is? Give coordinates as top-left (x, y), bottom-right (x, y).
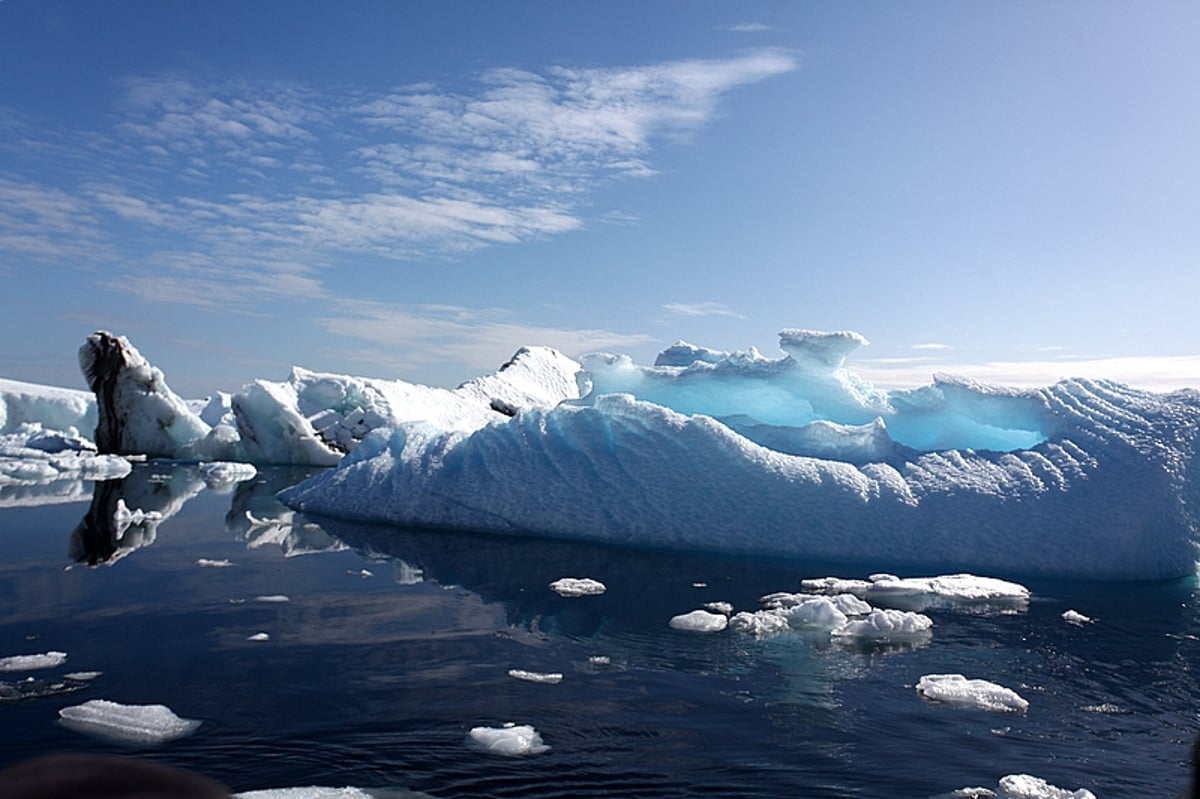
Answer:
top-left (0, 464), bottom-right (1196, 797)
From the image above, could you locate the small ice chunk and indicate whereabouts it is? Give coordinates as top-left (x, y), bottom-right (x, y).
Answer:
top-left (58, 699), bottom-right (201, 744)
top-left (832, 609), bottom-right (933, 642)
top-left (508, 669), bottom-right (564, 684)
top-left (997, 774), bottom-right (1096, 799)
top-left (704, 601), bottom-right (734, 615)
top-left (669, 609), bottom-right (729, 632)
top-left (728, 610), bottom-right (791, 638)
top-left (255, 595), bottom-right (291, 603)
top-left (247, 632), bottom-right (271, 641)
top-left (1061, 610), bottom-right (1093, 626)
top-left (0, 651), bottom-right (67, 672)
top-left (799, 577), bottom-right (872, 595)
top-left (588, 656), bottom-right (610, 666)
top-left (198, 461), bottom-right (258, 484)
top-left (467, 723), bottom-right (550, 756)
top-left (197, 558), bottom-right (234, 568)
top-left (549, 577), bottom-right (606, 597)
top-left (346, 569), bottom-right (373, 579)
top-left (64, 671), bottom-right (102, 681)
top-left (917, 674), bottom-right (1029, 713)
top-left (783, 597), bottom-right (848, 631)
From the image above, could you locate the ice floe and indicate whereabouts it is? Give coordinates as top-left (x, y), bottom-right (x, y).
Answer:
top-left (508, 669), bottom-right (564, 684)
top-left (467, 722), bottom-right (550, 756)
top-left (549, 577), bottom-right (606, 597)
top-left (57, 699), bottom-right (201, 744)
top-left (1061, 610), bottom-right (1093, 626)
top-left (916, 674), bottom-right (1030, 713)
top-left (997, 774), bottom-right (1096, 798)
top-left (0, 651), bottom-right (68, 672)
top-left (669, 609), bottom-right (730, 632)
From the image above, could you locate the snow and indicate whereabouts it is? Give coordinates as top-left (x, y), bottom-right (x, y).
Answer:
top-left (0, 651), bottom-right (68, 672)
top-left (57, 699), bottom-right (201, 744)
top-left (467, 723), bottom-right (550, 756)
top-left (5, 327), bottom-right (1200, 579)
top-left (916, 674), bottom-right (1030, 713)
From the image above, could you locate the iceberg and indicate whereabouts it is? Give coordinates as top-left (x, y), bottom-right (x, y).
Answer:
top-left (916, 673), bottom-right (1030, 713)
top-left (466, 723), bottom-right (550, 756)
top-left (4, 326), bottom-right (1200, 579)
top-left (281, 329), bottom-right (1200, 580)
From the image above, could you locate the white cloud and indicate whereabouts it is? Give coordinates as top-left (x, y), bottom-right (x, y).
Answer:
top-left (727, 22), bottom-right (773, 33)
top-left (911, 342), bottom-right (953, 351)
top-left (662, 302), bottom-right (746, 319)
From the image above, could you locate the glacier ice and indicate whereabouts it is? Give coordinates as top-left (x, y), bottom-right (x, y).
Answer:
top-left (4, 326), bottom-right (1200, 579)
top-left (57, 699), bottom-right (201, 744)
top-left (916, 673), bottom-right (1030, 713)
top-left (280, 329), bottom-right (1200, 580)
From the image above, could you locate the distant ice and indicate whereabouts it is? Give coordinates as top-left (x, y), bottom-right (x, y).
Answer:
top-left (508, 669), bottom-right (564, 684)
top-left (917, 674), bottom-right (1030, 713)
top-left (802, 573), bottom-right (1030, 612)
top-left (58, 699), bottom-right (201, 744)
top-left (1061, 610), bottom-right (1093, 626)
top-left (669, 609), bottom-right (729, 632)
top-left (64, 671), bottom-right (102, 681)
top-left (197, 558), bottom-right (234, 568)
top-left (0, 651), bottom-right (67, 672)
top-left (247, 632), bottom-right (271, 641)
top-left (549, 577), bottom-right (606, 597)
top-left (467, 723), bottom-right (550, 756)
top-left (235, 789), bottom-right (378, 799)
top-left (255, 595), bottom-right (291, 603)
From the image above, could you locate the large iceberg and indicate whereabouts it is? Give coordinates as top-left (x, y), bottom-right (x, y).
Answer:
top-left (3, 327), bottom-right (1200, 579)
top-left (280, 329), bottom-right (1200, 580)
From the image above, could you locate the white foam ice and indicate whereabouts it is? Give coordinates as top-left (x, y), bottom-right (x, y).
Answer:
top-left (549, 577), bottom-right (606, 597)
top-left (57, 699), bottom-right (201, 744)
top-left (0, 651), bottom-right (67, 671)
top-left (669, 609), bottom-right (730, 632)
top-left (467, 723), bottom-right (550, 756)
top-left (917, 674), bottom-right (1030, 713)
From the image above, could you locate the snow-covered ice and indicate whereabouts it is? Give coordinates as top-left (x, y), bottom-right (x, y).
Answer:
top-left (802, 573), bottom-right (1031, 612)
top-left (0, 651), bottom-right (67, 672)
top-left (1061, 610), bottom-right (1093, 626)
top-left (57, 699), bottom-right (201, 744)
top-left (5, 327), bottom-right (1200, 579)
top-left (917, 674), bottom-right (1030, 713)
top-left (832, 609), bottom-right (934, 643)
top-left (669, 609), bottom-right (730, 632)
top-left (997, 774), bottom-right (1096, 799)
top-left (549, 577), bottom-right (607, 597)
top-left (466, 723), bottom-right (550, 756)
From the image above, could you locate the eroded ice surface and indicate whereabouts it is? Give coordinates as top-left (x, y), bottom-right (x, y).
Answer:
top-left (916, 674), bottom-right (1030, 713)
top-left (466, 723), bottom-right (550, 756)
top-left (57, 699), bottom-right (201, 744)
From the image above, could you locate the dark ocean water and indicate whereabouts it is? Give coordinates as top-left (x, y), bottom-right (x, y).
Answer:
top-left (0, 464), bottom-right (1196, 798)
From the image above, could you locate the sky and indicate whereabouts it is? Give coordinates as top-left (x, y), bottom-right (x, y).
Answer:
top-left (1, 0), bottom-right (1198, 397)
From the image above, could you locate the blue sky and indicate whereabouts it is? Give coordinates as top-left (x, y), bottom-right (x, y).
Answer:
top-left (2, 1), bottom-right (1198, 397)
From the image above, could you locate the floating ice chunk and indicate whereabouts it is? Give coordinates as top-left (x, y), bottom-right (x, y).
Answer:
top-left (997, 774), bottom-right (1096, 799)
top-left (198, 461), bottom-right (258, 485)
top-left (508, 669), bottom-right (564, 684)
top-left (832, 609), bottom-right (933, 642)
top-left (255, 595), bottom-right (291, 603)
top-left (58, 699), bottom-right (201, 744)
top-left (1061, 610), bottom-right (1093, 625)
top-left (64, 671), bottom-right (102, 681)
top-left (669, 609), bottom-right (729, 632)
top-left (704, 601), bottom-right (734, 615)
top-left (467, 722), bottom-right (550, 756)
top-left (247, 632), bottom-right (271, 641)
top-left (803, 573), bottom-right (1029, 612)
top-left (588, 656), bottom-right (611, 666)
top-left (235, 788), bottom-right (380, 799)
top-left (0, 651), bottom-right (67, 672)
top-left (728, 610), bottom-right (791, 638)
top-left (549, 577), bottom-right (606, 597)
top-left (783, 597), bottom-right (849, 632)
top-left (917, 674), bottom-right (1029, 713)
top-left (197, 558), bottom-right (234, 568)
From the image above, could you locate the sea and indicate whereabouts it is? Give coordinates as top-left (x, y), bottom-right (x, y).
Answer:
top-left (0, 463), bottom-right (1196, 798)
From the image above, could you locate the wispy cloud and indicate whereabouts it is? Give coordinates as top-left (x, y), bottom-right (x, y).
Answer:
top-left (0, 50), bottom-right (797, 294)
top-left (662, 301), bottom-right (746, 319)
top-left (856, 355), bottom-right (1200, 392)
top-left (911, 342), bottom-right (953, 351)
top-left (727, 23), bottom-right (774, 33)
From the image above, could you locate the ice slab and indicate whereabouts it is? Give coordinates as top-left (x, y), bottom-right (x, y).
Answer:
top-left (467, 723), bottom-right (550, 756)
top-left (549, 577), bottom-right (606, 597)
top-left (0, 651), bottom-right (67, 672)
top-left (917, 674), bottom-right (1030, 713)
top-left (669, 609), bottom-right (729, 632)
top-left (58, 699), bottom-right (201, 744)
